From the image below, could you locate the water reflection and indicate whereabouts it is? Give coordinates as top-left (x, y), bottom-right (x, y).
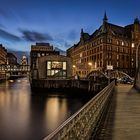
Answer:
top-left (0, 78), bottom-right (92, 140)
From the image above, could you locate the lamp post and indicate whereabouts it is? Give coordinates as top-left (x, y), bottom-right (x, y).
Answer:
top-left (88, 62), bottom-right (93, 72)
top-left (72, 65), bottom-right (76, 76)
top-left (132, 42), bottom-right (140, 86)
top-left (107, 65), bottom-right (113, 84)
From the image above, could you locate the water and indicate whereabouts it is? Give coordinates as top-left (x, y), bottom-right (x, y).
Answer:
top-left (0, 78), bottom-right (92, 140)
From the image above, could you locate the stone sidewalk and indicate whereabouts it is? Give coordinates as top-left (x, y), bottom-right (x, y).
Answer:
top-left (97, 84), bottom-right (140, 140)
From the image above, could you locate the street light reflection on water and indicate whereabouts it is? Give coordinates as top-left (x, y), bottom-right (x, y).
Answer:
top-left (0, 77), bottom-right (92, 140)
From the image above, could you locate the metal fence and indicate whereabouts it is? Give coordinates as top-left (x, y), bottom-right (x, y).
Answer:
top-left (44, 81), bottom-right (115, 140)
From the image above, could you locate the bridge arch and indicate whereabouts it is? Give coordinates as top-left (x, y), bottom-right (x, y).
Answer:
top-left (110, 70), bottom-right (134, 81)
top-left (86, 70), bottom-right (108, 79)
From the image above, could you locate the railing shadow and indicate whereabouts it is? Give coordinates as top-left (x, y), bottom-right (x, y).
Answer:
top-left (93, 86), bottom-right (117, 140)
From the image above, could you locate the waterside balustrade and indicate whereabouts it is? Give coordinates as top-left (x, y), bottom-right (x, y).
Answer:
top-left (44, 81), bottom-right (115, 140)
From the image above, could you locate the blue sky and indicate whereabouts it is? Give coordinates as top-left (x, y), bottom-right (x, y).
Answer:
top-left (0, 0), bottom-right (140, 51)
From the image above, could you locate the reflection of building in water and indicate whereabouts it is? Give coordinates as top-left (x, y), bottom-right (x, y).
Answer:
top-left (30, 43), bottom-right (72, 79)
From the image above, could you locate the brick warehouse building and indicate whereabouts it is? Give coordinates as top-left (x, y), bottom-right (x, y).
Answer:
top-left (67, 13), bottom-right (140, 78)
top-left (0, 44), bottom-right (7, 65)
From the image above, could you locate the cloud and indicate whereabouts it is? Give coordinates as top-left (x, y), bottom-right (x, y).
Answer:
top-left (20, 30), bottom-right (53, 42)
top-left (0, 28), bottom-right (21, 41)
top-left (0, 23), bottom-right (5, 28)
top-left (67, 30), bottom-right (78, 40)
top-left (53, 37), bottom-right (72, 49)
top-left (64, 41), bottom-right (72, 48)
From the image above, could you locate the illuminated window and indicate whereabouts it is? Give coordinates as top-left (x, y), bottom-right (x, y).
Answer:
top-left (132, 43), bottom-right (135, 48)
top-left (47, 62), bottom-right (51, 69)
top-left (80, 53), bottom-right (82, 57)
top-left (63, 62), bottom-right (66, 70)
top-left (38, 53), bottom-right (40, 57)
top-left (46, 61), bottom-right (67, 78)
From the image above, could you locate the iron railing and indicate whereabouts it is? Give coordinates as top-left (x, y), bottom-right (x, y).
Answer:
top-left (44, 81), bottom-right (115, 140)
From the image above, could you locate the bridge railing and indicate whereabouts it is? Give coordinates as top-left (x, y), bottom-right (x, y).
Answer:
top-left (43, 81), bottom-right (115, 140)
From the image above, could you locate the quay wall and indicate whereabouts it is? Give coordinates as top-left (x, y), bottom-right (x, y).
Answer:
top-left (30, 79), bottom-right (107, 93)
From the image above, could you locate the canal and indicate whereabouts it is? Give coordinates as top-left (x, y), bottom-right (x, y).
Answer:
top-left (0, 77), bottom-right (93, 140)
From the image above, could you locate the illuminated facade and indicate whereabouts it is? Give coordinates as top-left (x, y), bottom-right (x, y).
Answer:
top-left (21, 55), bottom-right (28, 65)
top-left (0, 44), bottom-right (7, 79)
top-left (0, 44), bottom-right (7, 65)
top-left (67, 13), bottom-right (140, 77)
top-left (7, 53), bottom-right (17, 65)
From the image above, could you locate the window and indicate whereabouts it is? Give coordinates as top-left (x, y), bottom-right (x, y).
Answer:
top-left (63, 62), bottom-right (66, 70)
top-left (46, 61), bottom-right (67, 78)
top-left (100, 39), bottom-right (103, 43)
top-left (117, 62), bottom-right (119, 67)
top-left (132, 43), bottom-right (135, 48)
top-left (38, 53), bottom-right (40, 57)
top-left (117, 47), bottom-right (119, 52)
top-left (47, 62), bottom-right (51, 69)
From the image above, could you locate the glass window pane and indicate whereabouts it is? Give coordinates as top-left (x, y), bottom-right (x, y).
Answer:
top-left (63, 71), bottom-right (66, 76)
top-left (51, 70), bottom-right (55, 76)
top-left (47, 61), bottom-right (51, 69)
top-left (47, 70), bottom-right (51, 76)
top-left (63, 62), bottom-right (66, 70)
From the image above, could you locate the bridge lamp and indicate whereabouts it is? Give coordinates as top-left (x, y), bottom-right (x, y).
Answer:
top-left (88, 62), bottom-right (93, 73)
top-left (72, 65), bottom-right (76, 68)
top-left (72, 65), bottom-right (76, 76)
top-left (88, 62), bottom-right (92, 66)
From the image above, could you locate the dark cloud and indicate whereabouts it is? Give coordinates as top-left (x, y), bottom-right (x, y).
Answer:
top-left (20, 30), bottom-right (53, 42)
top-left (64, 41), bottom-right (72, 48)
top-left (55, 47), bottom-right (66, 55)
top-left (67, 30), bottom-right (78, 40)
top-left (0, 28), bottom-right (21, 41)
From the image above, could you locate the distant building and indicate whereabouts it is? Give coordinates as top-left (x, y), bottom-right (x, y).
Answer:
top-left (30, 43), bottom-right (71, 80)
top-left (7, 52), bottom-right (17, 65)
top-left (21, 55), bottom-right (28, 65)
top-left (0, 44), bottom-right (7, 65)
top-left (0, 44), bottom-right (7, 79)
top-left (67, 13), bottom-right (140, 77)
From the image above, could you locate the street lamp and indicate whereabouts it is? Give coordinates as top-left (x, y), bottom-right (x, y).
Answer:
top-left (132, 42), bottom-right (140, 87)
top-left (88, 62), bottom-right (93, 72)
top-left (72, 65), bottom-right (76, 76)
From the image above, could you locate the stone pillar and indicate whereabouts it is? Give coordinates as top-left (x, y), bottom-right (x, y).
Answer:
top-left (134, 61), bottom-right (140, 90)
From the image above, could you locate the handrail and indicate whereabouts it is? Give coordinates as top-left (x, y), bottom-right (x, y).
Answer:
top-left (43, 81), bottom-right (115, 140)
